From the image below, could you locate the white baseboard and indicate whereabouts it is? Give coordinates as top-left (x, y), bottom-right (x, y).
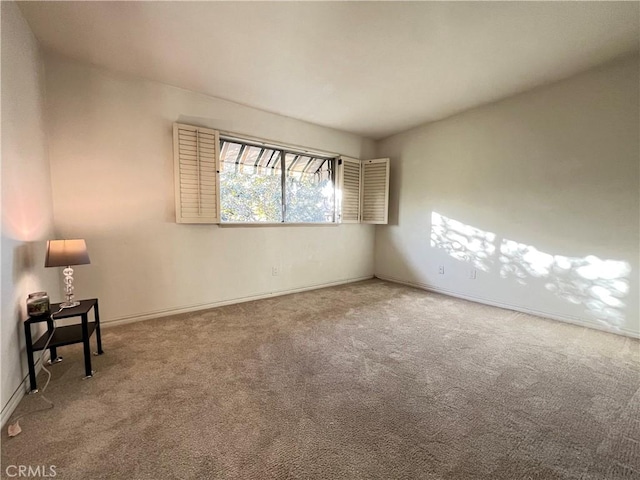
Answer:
top-left (375, 274), bottom-right (640, 339)
top-left (1, 350), bottom-right (50, 430)
top-left (103, 275), bottom-right (375, 328)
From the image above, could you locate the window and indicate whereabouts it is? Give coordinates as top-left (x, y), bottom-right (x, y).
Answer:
top-left (173, 123), bottom-right (389, 225)
top-left (284, 154), bottom-right (335, 223)
top-left (218, 137), bottom-right (336, 223)
top-left (219, 142), bottom-right (283, 222)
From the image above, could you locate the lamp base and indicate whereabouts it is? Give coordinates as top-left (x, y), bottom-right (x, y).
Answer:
top-left (60, 301), bottom-right (80, 309)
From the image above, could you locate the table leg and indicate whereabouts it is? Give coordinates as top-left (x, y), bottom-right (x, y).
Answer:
top-left (24, 322), bottom-right (38, 392)
top-left (81, 313), bottom-right (93, 378)
top-left (46, 317), bottom-right (62, 364)
top-left (94, 301), bottom-right (103, 355)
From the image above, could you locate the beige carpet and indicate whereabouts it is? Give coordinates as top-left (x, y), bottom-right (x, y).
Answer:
top-left (2, 279), bottom-right (639, 479)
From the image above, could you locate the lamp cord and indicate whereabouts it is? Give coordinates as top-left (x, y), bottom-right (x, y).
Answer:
top-left (7, 307), bottom-right (64, 436)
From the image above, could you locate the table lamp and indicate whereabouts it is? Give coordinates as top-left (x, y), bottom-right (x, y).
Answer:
top-left (45, 239), bottom-right (90, 308)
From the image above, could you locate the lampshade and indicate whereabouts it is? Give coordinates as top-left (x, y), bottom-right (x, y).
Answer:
top-left (44, 239), bottom-right (90, 267)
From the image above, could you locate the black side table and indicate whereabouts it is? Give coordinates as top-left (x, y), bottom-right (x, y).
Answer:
top-left (24, 298), bottom-right (103, 392)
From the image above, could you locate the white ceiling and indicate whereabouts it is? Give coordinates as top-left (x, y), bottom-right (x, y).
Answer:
top-left (18, 1), bottom-right (640, 140)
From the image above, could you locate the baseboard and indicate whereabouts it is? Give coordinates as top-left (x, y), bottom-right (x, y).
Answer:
top-left (1, 350), bottom-right (50, 430)
top-left (375, 274), bottom-right (640, 339)
top-left (103, 275), bottom-right (375, 328)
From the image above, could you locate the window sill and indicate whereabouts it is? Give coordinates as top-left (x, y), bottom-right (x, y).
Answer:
top-left (219, 222), bottom-right (339, 228)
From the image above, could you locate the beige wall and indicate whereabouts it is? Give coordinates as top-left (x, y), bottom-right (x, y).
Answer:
top-left (375, 54), bottom-right (640, 337)
top-left (44, 55), bottom-right (376, 324)
top-left (1, 2), bottom-right (60, 419)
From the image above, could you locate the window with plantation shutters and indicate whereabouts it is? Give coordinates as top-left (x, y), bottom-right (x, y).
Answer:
top-left (173, 123), bottom-right (220, 223)
top-left (172, 123), bottom-right (388, 226)
top-left (361, 159), bottom-right (390, 224)
top-left (338, 157), bottom-right (390, 224)
top-left (339, 157), bottom-right (361, 223)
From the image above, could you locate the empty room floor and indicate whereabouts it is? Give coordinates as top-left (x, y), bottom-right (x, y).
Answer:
top-left (2, 279), bottom-right (639, 479)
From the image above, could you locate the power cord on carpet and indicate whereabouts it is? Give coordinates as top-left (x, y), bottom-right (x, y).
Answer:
top-left (7, 307), bottom-right (64, 437)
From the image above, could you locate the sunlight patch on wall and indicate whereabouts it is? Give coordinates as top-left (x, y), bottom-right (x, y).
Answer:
top-left (500, 240), bottom-right (630, 326)
top-left (431, 212), bottom-right (495, 271)
top-left (431, 212), bottom-right (631, 329)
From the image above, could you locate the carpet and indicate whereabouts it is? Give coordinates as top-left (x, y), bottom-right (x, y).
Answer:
top-left (2, 279), bottom-right (639, 479)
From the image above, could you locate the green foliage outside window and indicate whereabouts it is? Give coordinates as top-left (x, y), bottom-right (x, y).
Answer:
top-left (220, 170), bottom-right (282, 222)
top-left (285, 175), bottom-right (335, 223)
top-left (220, 167), bottom-right (334, 223)
top-left (219, 139), bottom-right (335, 223)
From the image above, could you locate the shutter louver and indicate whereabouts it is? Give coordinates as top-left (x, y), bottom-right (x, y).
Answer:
top-left (361, 158), bottom-right (390, 224)
top-left (174, 123), bottom-right (220, 223)
top-left (340, 157), bottom-right (361, 223)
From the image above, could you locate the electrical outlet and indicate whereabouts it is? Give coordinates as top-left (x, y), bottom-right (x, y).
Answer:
top-left (438, 265), bottom-right (445, 274)
top-left (272, 266), bottom-right (280, 276)
top-left (469, 269), bottom-right (477, 279)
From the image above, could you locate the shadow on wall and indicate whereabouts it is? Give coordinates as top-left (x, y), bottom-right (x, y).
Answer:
top-left (430, 212), bottom-right (631, 330)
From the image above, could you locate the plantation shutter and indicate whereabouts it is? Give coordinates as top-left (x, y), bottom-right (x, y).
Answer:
top-left (339, 156), bottom-right (362, 223)
top-left (361, 158), bottom-right (390, 224)
top-left (173, 123), bottom-right (220, 224)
